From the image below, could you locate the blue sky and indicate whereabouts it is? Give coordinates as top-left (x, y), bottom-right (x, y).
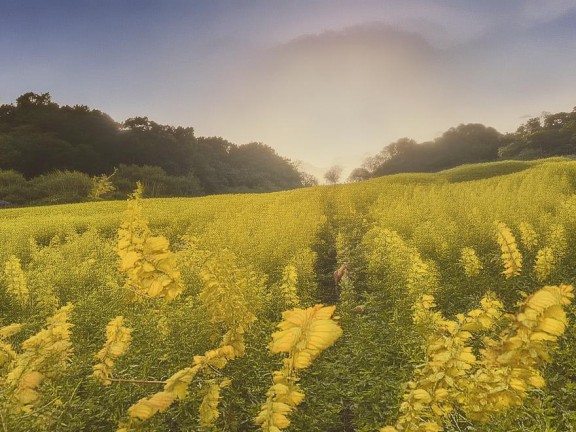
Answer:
top-left (2, 1), bottom-right (576, 177)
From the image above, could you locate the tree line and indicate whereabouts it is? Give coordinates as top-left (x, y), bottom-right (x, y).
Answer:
top-left (0, 92), bottom-right (314, 205)
top-left (349, 107), bottom-right (576, 182)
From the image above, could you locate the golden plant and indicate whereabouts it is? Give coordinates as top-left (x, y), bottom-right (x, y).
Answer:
top-left (255, 304), bottom-right (342, 431)
top-left (459, 247), bottom-right (483, 277)
top-left (0, 324), bottom-right (23, 368)
top-left (462, 285), bottom-right (574, 421)
top-left (4, 256), bottom-right (29, 307)
top-left (2, 304), bottom-right (73, 413)
top-left (546, 223), bottom-right (567, 260)
top-left (496, 222), bottom-right (522, 278)
top-left (364, 227), bottom-right (439, 296)
top-left (518, 222), bottom-right (539, 251)
top-left (534, 246), bottom-right (555, 282)
top-left (93, 316), bottom-right (132, 385)
top-left (117, 183), bottom-right (184, 301)
top-left (383, 293), bottom-right (503, 432)
top-left (89, 169), bottom-right (117, 199)
top-left (382, 285), bottom-right (573, 431)
top-left (278, 264), bottom-right (300, 308)
top-left (119, 248), bottom-right (263, 430)
top-left (199, 379), bottom-right (231, 428)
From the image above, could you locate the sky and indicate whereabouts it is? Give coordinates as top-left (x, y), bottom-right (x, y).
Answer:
top-left (1, 1), bottom-right (576, 179)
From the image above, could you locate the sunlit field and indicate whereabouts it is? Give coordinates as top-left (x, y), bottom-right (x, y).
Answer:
top-left (1, 158), bottom-right (576, 432)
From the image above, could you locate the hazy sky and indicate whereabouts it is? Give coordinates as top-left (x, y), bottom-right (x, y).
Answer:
top-left (2, 1), bottom-right (576, 177)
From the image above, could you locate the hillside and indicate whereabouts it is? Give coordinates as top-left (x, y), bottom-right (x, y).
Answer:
top-left (1, 158), bottom-right (576, 431)
top-left (350, 108), bottom-right (576, 181)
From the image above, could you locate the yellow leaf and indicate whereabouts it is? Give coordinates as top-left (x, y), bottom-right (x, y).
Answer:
top-left (128, 402), bottom-right (154, 420)
top-left (412, 389), bottom-right (432, 403)
top-left (529, 374), bottom-right (546, 388)
top-left (527, 290), bottom-right (558, 312)
top-left (147, 391), bottom-right (175, 411)
top-left (144, 236), bottom-right (170, 254)
top-left (17, 388), bottom-right (40, 404)
top-left (537, 317), bottom-right (566, 336)
top-left (0, 323), bottom-right (23, 339)
top-left (120, 251), bottom-right (140, 270)
top-left (21, 371), bottom-right (44, 389)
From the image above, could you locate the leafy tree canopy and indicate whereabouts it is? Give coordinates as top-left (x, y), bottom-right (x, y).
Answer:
top-left (357, 109), bottom-right (576, 179)
top-left (0, 92), bottom-right (309, 204)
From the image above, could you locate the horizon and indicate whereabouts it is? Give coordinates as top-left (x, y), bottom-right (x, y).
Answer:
top-left (2, 1), bottom-right (576, 178)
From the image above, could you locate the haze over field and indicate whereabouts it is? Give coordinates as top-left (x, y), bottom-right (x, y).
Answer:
top-left (2, 0), bottom-right (576, 175)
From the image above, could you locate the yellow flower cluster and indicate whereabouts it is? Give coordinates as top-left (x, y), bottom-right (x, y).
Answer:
top-left (256, 305), bottom-right (342, 431)
top-left (120, 366), bottom-right (204, 428)
top-left (459, 247), bottom-right (483, 278)
top-left (462, 285), bottom-right (574, 421)
top-left (117, 183), bottom-right (184, 301)
top-left (3, 304), bottom-right (73, 413)
top-left (198, 379), bottom-right (231, 428)
top-left (120, 336), bottom-right (242, 430)
top-left (93, 316), bottom-right (132, 385)
top-left (386, 294), bottom-right (503, 432)
top-left (546, 224), bottom-right (567, 260)
top-left (364, 227), bottom-right (439, 296)
top-left (120, 247), bottom-right (262, 430)
top-left (278, 264), bottom-right (300, 308)
top-left (532, 224), bottom-right (568, 281)
top-left (89, 170), bottom-right (116, 199)
top-left (518, 222), bottom-right (539, 251)
top-left (406, 252), bottom-right (439, 297)
top-left (496, 222), bottom-right (522, 278)
top-left (385, 285), bottom-right (573, 430)
top-left (198, 249), bottom-right (264, 337)
top-left (0, 323), bottom-right (22, 368)
top-left (4, 255), bottom-right (29, 307)
top-left (534, 247), bottom-right (555, 282)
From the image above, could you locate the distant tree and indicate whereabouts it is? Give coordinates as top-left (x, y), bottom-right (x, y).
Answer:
top-left (324, 165), bottom-right (343, 184)
top-left (347, 167), bottom-right (370, 183)
top-left (366, 125), bottom-right (502, 177)
top-left (0, 92), bottom-right (325, 202)
top-left (499, 109), bottom-right (576, 160)
top-left (16, 92), bottom-right (55, 108)
top-left (299, 171), bottom-right (319, 187)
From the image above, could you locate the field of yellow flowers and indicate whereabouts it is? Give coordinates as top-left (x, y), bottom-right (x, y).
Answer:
top-left (1, 157), bottom-right (576, 432)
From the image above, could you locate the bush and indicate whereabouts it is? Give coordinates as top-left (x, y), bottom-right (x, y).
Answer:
top-left (0, 170), bottom-right (30, 204)
top-left (30, 170), bottom-right (92, 204)
top-left (111, 164), bottom-right (204, 198)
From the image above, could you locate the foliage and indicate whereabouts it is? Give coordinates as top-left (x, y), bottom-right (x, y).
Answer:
top-left (0, 93), bottom-right (307, 205)
top-left (324, 165), bottom-right (343, 184)
top-left (496, 222), bottom-right (522, 278)
top-left (255, 305), bottom-right (342, 431)
top-left (1, 305), bottom-right (73, 415)
top-left (116, 183), bottom-right (184, 301)
top-left (92, 316), bottom-right (132, 385)
top-left (382, 285), bottom-right (573, 431)
top-left (90, 169), bottom-right (117, 200)
top-left (0, 158), bottom-right (575, 431)
top-left (4, 256), bottom-right (29, 307)
top-left (355, 107), bottom-right (576, 179)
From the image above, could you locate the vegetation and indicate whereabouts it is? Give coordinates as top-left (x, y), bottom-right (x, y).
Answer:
top-left (351, 108), bottom-right (576, 181)
top-left (0, 92), bottom-right (309, 206)
top-left (1, 158), bottom-right (576, 431)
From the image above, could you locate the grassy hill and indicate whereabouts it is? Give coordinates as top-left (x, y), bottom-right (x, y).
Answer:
top-left (1, 157), bottom-right (576, 431)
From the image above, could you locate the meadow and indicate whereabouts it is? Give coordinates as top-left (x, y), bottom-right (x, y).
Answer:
top-left (1, 157), bottom-right (576, 432)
